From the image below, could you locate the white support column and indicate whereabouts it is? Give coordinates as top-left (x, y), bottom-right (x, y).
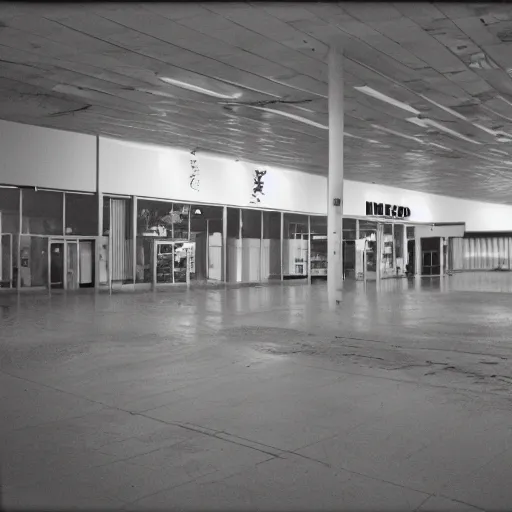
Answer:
top-left (307, 215), bottom-right (311, 284)
top-left (280, 211), bottom-right (284, 281)
top-left (132, 196), bottom-right (137, 284)
top-left (222, 206), bottom-right (227, 283)
top-left (327, 46), bottom-right (344, 308)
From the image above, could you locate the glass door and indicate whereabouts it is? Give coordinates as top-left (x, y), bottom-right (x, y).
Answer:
top-left (66, 240), bottom-right (79, 290)
top-left (1, 233), bottom-right (13, 288)
top-left (154, 242), bottom-right (174, 284)
top-left (153, 241), bottom-right (190, 286)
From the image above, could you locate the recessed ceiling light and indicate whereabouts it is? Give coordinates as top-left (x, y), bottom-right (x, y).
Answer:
top-left (159, 77), bottom-right (243, 100)
top-left (354, 86), bottom-right (420, 115)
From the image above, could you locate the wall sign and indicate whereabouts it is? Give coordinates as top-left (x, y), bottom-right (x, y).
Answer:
top-left (366, 201), bottom-right (411, 218)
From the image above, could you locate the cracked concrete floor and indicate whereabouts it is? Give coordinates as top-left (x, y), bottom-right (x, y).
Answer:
top-left (2, 274), bottom-right (512, 511)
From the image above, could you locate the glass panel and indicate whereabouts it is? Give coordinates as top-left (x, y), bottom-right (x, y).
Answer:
top-left (67, 242), bottom-right (79, 290)
top-left (423, 252), bottom-right (432, 266)
top-left (189, 205), bottom-right (224, 283)
top-left (65, 193), bottom-right (97, 236)
top-left (342, 218), bottom-right (356, 240)
top-left (22, 189), bottom-right (63, 235)
top-left (0, 187), bottom-right (20, 234)
top-left (432, 251), bottom-right (440, 266)
top-left (310, 215), bottom-right (327, 279)
top-left (173, 242), bottom-right (188, 283)
top-left (381, 223), bottom-right (394, 277)
top-left (283, 213), bottom-right (308, 278)
top-left (406, 226), bottom-right (415, 240)
top-left (137, 199), bottom-right (173, 238)
top-left (262, 211), bottom-right (282, 280)
top-left (241, 209), bottom-right (261, 282)
top-left (156, 243), bottom-right (173, 284)
top-left (20, 235), bottom-right (49, 287)
top-left (394, 224), bottom-right (404, 275)
top-left (102, 196), bottom-right (110, 236)
top-left (171, 203), bottom-right (190, 240)
top-left (226, 208), bottom-right (241, 283)
top-left (1, 234), bottom-right (13, 287)
top-left (108, 197), bottom-right (133, 284)
top-left (359, 220), bottom-right (377, 275)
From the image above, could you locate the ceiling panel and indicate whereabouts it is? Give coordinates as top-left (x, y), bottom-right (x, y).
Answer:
top-left (1, 2), bottom-right (512, 204)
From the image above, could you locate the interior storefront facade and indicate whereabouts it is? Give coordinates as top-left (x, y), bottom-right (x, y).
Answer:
top-left (0, 185), bottom-right (472, 291)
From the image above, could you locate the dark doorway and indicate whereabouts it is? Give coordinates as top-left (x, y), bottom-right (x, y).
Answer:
top-left (407, 240), bottom-right (415, 276)
top-left (343, 241), bottom-right (356, 279)
top-left (50, 243), bottom-right (64, 288)
top-left (421, 237), bottom-right (441, 276)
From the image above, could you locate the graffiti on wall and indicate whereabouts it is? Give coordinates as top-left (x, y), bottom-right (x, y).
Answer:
top-left (250, 169), bottom-right (267, 204)
top-left (189, 150), bottom-right (200, 191)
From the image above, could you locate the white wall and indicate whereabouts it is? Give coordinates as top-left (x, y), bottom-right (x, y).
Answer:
top-left (0, 120), bottom-right (96, 192)
top-left (344, 181), bottom-right (512, 232)
top-left (1, 119), bottom-right (511, 233)
top-left (99, 137), bottom-right (326, 214)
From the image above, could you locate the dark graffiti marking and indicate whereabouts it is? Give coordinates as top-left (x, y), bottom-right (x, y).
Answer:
top-left (250, 169), bottom-right (267, 204)
top-left (189, 150), bottom-right (200, 191)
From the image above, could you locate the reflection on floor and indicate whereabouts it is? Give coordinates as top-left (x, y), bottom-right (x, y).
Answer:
top-left (1, 272), bottom-right (512, 511)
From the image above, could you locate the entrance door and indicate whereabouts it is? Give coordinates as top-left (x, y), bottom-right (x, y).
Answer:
top-left (421, 237), bottom-right (441, 275)
top-left (153, 241), bottom-right (190, 286)
top-left (50, 242), bottom-right (65, 288)
top-left (407, 239), bottom-right (416, 276)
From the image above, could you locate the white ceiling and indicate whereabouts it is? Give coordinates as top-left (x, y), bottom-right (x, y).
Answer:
top-left (2, 2), bottom-right (512, 203)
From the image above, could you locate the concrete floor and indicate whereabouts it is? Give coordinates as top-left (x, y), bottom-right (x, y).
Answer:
top-left (2, 273), bottom-right (512, 511)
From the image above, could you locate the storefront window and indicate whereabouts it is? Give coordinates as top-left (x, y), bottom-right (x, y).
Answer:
top-left (0, 187), bottom-right (20, 288)
top-left (20, 235), bottom-right (48, 288)
top-left (342, 218), bottom-right (357, 240)
top-left (394, 224), bottom-right (405, 275)
top-left (22, 189), bottom-right (63, 236)
top-left (65, 193), bottom-right (97, 236)
top-left (310, 215), bottom-right (327, 278)
top-left (189, 205), bottom-right (224, 282)
top-left (241, 209), bottom-right (261, 282)
top-left (172, 203), bottom-right (190, 240)
top-left (263, 211), bottom-right (282, 280)
top-left (359, 220), bottom-right (377, 277)
top-left (226, 208), bottom-right (241, 282)
top-left (283, 213), bottom-right (308, 279)
top-left (137, 199), bottom-right (174, 238)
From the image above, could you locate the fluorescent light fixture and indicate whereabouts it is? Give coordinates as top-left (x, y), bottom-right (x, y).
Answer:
top-left (406, 117), bottom-right (481, 145)
top-left (354, 86), bottom-right (420, 115)
top-left (489, 148), bottom-right (509, 155)
top-left (159, 77), bottom-right (242, 100)
top-left (428, 142), bottom-right (453, 151)
top-left (249, 106), bottom-right (328, 129)
top-left (0, 185), bottom-right (17, 189)
top-left (371, 124), bottom-right (425, 144)
top-left (417, 94), bottom-right (467, 121)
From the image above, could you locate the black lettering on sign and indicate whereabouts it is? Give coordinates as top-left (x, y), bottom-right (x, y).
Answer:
top-left (366, 201), bottom-right (411, 218)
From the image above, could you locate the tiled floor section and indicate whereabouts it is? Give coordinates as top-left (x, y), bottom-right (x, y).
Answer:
top-left (2, 273), bottom-right (512, 510)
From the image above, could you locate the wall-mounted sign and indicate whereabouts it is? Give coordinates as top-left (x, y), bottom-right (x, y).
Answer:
top-left (366, 201), bottom-right (411, 219)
